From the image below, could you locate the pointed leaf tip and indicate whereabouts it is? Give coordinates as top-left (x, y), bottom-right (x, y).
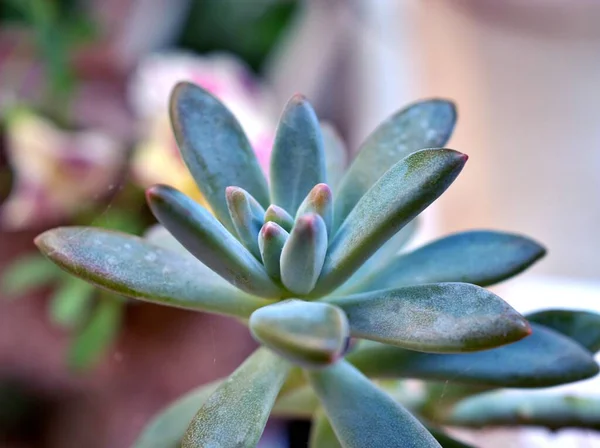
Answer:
top-left (280, 213), bottom-right (328, 295)
top-left (250, 300), bottom-right (350, 368)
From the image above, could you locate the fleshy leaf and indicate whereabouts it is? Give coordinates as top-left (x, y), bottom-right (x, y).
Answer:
top-left (225, 186), bottom-right (265, 260)
top-left (310, 411), bottom-right (343, 448)
top-left (249, 300), bottom-right (349, 368)
top-left (272, 386), bottom-right (319, 418)
top-left (354, 230), bottom-right (546, 293)
top-left (280, 214), bottom-right (328, 295)
top-left (307, 360), bottom-right (441, 448)
top-left (147, 185), bottom-right (283, 298)
top-left (270, 94), bottom-right (326, 215)
top-left (447, 390), bottom-right (600, 431)
top-left (264, 204), bottom-right (294, 232)
top-left (321, 122), bottom-right (348, 193)
top-left (143, 224), bottom-right (189, 254)
top-left (325, 283), bottom-right (530, 353)
top-left (35, 227), bottom-right (273, 318)
top-left (527, 309), bottom-right (600, 354)
top-left (333, 99), bottom-right (456, 230)
top-left (182, 348), bottom-right (290, 447)
top-left (296, 183), bottom-right (333, 238)
top-left (258, 222), bottom-right (289, 280)
top-left (49, 276), bottom-right (95, 329)
top-left (347, 324), bottom-right (599, 388)
top-left (313, 149), bottom-right (467, 296)
top-left (68, 294), bottom-right (123, 371)
top-left (133, 380), bottom-right (222, 448)
top-left (170, 82), bottom-right (270, 231)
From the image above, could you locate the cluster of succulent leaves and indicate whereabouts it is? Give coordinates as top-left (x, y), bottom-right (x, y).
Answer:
top-left (35, 83), bottom-right (600, 447)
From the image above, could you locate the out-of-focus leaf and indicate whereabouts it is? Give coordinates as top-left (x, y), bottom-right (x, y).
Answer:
top-left (527, 309), bottom-right (600, 353)
top-left (182, 348), bottom-right (290, 447)
top-left (310, 411), bottom-right (343, 448)
top-left (426, 427), bottom-right (475, 448)
top-left (307, 360), bottom-right (441, 448)
top-left (258, 222), bottom-right (288, 280)
top-left (133, 380), bottom-right (222, 448)
top-left (147, 185), bottom-right (283, 298)
top-left (296, 183), bottom-right (333, 238)
top-left (320, 123), bottom-right (348, 193)
top-left (312, 149), bottom-right (467, 297)
top-left (264, 204), bottom-right (294, 232)
top-left (448, 390), bottom-right (600, 431)
top-left (280, 214), bottom-right (327, 295)
top-left (333, 99), bottom-right (456, 231)
top-left (225, 186), bottom-right (265, 259)
top-left (270, 94), bottom-right (326, 215)
top-left (35, 227), bottom-right (273, 318)
top-left (49, 276), bottom-right (95, 329)
top-left (354, 231), bottom-right (546, 293)
top-left (325, 283), bottom-right (530, 353)
top-left (1, 254), bottom-right (61, 297)
top-left (347, 324), bottom-right (599, 388)
top-left (250, 300), bottom-right (349, 368)
top-left (272, 386), bottom-right (319, 419)
top-left (170, 82), bottom-right (270, 232)
top-left (68, 295), bottom-right (123, 371)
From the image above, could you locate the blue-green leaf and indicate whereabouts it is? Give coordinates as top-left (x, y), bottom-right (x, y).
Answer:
top-left (307, 361), bottom-right (441, 448)
top-left (448, 390), bottom-right (600, 431)
top-left (313, 149), bottom-right (467, 296)
top-left (147, 185), bottom-right (283, 298)
top-left (225, 186), bottom-right (265, 260)
top-left (310, 411), bottom-right (343, 448)
top-left (35, 227), bottom-right (273, 318)
top-left (347, 324), bottom-right (599, 388)
top-left (270, 94), bottom-right (326, 215)
top-left (258, 222), bottom-right (288, 281)
top-left (250, 300), bottom-right (349, 368)
top-left (321, 123), bottom-right (348, 193)
top-left (170, 82), bottom-right (270, 231)
top-left (264, 204), bottom-right (294, 232)
top-left (333, 99), bottom-right (456, 230)
top-left (133, 380), bottom-right (222, 448)
top-left (527, 309), bottom-right (600, 354)
top-left (280, 214), bottom-right (328, 295)
top-left (426, 427), bottom-right (475, 448)
top-left (354, 230), bottom-right (546, 293)
top-left (325, 283), bottom-right (530, 353)
top-left (182, 348), bottom-right (290, 447)
top-left (296, 183), bottom-right (333, 238)
top-left (272, 386), bottom-right (319, 418)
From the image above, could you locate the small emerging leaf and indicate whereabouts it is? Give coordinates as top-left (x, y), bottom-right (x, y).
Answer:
top-left (182, 348), bottom-right (290, 448)
top-left (313, 149), bottom-right (467, 296)
top-left (264, 204), bottom-right (294, 232)
top-left (272, 386), bottom-right (319, 419)
top-left (307, 360), bottom-right (441, 448)
top-left (326, 283), bottom-right (530, 353)
top-left (334, 99), bottom-right (456, 230)
top-left (448, 390), bottom-right (600, 431)
top-left (250, 300), bottom-right (349, 368)
top-left (310, 411), bottom-right (342, 448)
top-left (258, 222), bottom-right (289, 280)
top-left (280, 214), bottom-right (328, 295)
top-left (133, 380), bottom-right (222, 448)
top-left (527, 309), bottom-right (600, 354)
top-left (347, 324), bottom-right (599, 388)
top-left (170, 82), bottom-right (270, 232)
top-left (296, 183), bottom-right (333, 238)
top-left (354, 230), bottom-right (546, 293)
top-left (147, 185), bottom-right (282, 298)
top-left (270, 94), bottom-right (326, 215)
top-left (226, 186), bottom-right (265, 260)
top-left (321, 122), bottom-right (348, 193)
top-left (35, 227), bottom-right (272, 318)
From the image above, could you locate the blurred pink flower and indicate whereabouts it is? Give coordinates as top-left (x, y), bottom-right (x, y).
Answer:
top-left (127, 52), bottom-right (276, 201)
top-left (0, 110), bottom-right (126, 230)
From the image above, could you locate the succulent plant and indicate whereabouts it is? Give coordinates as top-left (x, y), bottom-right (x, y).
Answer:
top-left (35, 83), bottom-right (600, 447)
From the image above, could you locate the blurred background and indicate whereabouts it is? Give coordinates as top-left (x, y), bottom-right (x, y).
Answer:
top-left (1, 1), bottom-right (600, 447)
